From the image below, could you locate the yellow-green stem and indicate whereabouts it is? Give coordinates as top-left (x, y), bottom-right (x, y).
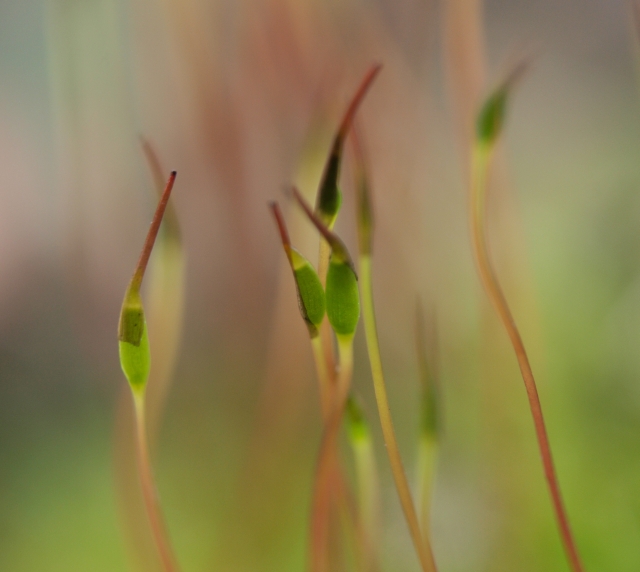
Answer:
top-left (350, 430), bottom-right (379, 572)
top-left (470, 143), bottom-right (585, 572)
top-left (416, 434), bottom-right (437, 538)
top-left (311, 334), bottom-right (332, 419)
top-left (309, 335), bottom-right (354, 572)
top-left (132, 391), bottom-right (181, 572)
top-left (359, 255), bottom-right (438, 572)
top-left (318, 236), bottom-right (337, 391)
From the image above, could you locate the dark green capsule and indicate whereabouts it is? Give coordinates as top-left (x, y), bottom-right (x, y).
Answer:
top-left (290, 249), bottom-right (326, 329)
top-left (326, 258), bottom-right (360, 337)
top-left (316, 148), bottom-right (343, 225)
top-left (476, 87), bottom-right (508, 145)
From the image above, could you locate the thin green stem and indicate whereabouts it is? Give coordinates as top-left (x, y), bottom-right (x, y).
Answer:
top-left (359, 255), bottom-right (438, 572)
top-left (311, 334), bottom-right (333, 419)
top-left (349, 427), bottom-right (379, 572)
top-left (132, 391), bottom-right (181, 572)
top-left (470, 143), bottom-right (584, 572)
top-left (317, 241), bottom-right (338, 385)
top-left (416, 434), bottom-right (437, 538)
top-left (309, 335), bottom-right (354, 572)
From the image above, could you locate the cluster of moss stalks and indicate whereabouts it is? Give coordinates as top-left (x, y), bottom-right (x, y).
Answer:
top-left (117, 63), bottom-right (586, 572)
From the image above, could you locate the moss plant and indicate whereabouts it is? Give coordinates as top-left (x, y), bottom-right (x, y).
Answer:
top-left (314, 64), bottom-right (381, 398)
top-left (350, 131), bottom-right (438, 572)
top-left (291, 187), bottom-right (360, 572)
top-left (470, 64), bottom-right (585, 572)
top-left (118, 171), bottom-right (181, 572)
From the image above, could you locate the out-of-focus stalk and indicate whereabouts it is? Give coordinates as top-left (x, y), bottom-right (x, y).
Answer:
top-left (346, 395), bottom-right (380, 572)
top-left (351, 129), bottom-right (438, 572)
top-left (414, 302), bottom-right (440, 538)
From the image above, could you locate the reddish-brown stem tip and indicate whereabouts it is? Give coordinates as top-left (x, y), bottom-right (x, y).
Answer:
top-left (130, 171), bottom-right (177, 292)
top-left (290, 187), bottom-right (357, 277)
top-left (337, 64), bottom-right (382, 145)
top-left (268, 201), bottom-right (292, 259)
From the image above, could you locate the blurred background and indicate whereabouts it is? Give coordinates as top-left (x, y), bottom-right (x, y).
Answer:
top-left (1, 0), bottom-right (640, 570)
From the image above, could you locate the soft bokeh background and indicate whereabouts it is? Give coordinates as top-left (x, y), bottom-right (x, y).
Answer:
top-left (1, 0), bottom-right (640, 570)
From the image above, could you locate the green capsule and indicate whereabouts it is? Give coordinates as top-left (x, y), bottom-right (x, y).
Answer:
top-left (290, 248), bottom-right (326, 330)
top-left (117, 171), bottom-right (177, 395)
top-left (476, 87), bottom-right (508, 146)
top-left (315, 65), bottom-right (381, 225)
top-left (118, 289), bottom-right (151, 393)
top-left (326, 258), bottom-right (360, 337)
top-left (476, 60), bottom-right (528, 146)
top-left (316, 154), bottom-right (342, 226)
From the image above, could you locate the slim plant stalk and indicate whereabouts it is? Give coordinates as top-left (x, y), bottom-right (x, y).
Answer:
top-left (359, 256), bottom-right (438, 572)
top-left (310, 335), bottom-right (355, 572)
top-left (346, 395), bottom-right (380, 572)
top-left (133, 392), bottom-right (181, 572)
top-left (414, 302), bottom-right (439, 539)
top-left (470, 141), bottom-right (585, 572)
top-left (351, 126), bottom-right (437, 571)
top-left (416, 434), bottom-right (437, 538)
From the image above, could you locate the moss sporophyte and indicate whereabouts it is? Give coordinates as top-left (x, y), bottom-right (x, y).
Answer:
top-left (118, 171), bottom-right (182, 572)
top-left (471, 63), bottom-right (586, 572)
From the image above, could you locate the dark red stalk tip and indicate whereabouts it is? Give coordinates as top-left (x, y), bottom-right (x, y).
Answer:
top-left (337, 63), bottom-right (382, 142)
top-left (268, 201), bottom-right (292, 254)
top-left (291, 186), bottom-right (357, 278)
top-left (130, 171), bottom-right (177, 292)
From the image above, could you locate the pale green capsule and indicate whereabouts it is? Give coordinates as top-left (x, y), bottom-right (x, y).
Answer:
top-left (290, 249), bottom-right (326, 329)
top-left (326, 258), bottom-right (360, 337)
top-left (118, 290), bottom-right (151, 393)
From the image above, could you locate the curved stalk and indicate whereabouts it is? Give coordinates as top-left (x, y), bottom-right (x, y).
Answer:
top-left (359, 256), bottom-right (438, 572)
top-left (133, 392), bottom-right (181, 572)
top-left (470, 142), bottom-right (585, 572)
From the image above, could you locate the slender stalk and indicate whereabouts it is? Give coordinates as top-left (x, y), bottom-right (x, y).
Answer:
top-left (346, 399), bottom-right (380, 572)
top-left (132, 392), bottom-right (180, 572)
top-left (416, 434), bottom-right (437, 538)
top-left (359, 255), bottom-right (438, 572)
top-left (470, 143), bottom-right (585, 572)
top-left (317, 244), bottom-right (337, 388)
top-left (414, 302), bottom-right (439, 539)
top-left (311, 334), bottom-right (333, 419)
top-left (309, 335), bottom-right (354, 572)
